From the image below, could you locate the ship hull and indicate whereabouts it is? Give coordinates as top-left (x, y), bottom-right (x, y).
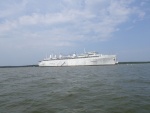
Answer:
top-left (38, 55), bottom-right (117, 66)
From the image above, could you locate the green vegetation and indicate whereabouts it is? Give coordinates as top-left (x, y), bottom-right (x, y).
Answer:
top-left (118, 61), bottom-right (150, 64)
top-left (0, 65), bottom-right (38, 68)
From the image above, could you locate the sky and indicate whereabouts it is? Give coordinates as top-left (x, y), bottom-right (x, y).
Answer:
top-left (0, 0), bottom-right (150, 66)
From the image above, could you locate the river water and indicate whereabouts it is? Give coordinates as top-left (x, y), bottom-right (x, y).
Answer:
top-left (0, 64), bottom-right (150, 113)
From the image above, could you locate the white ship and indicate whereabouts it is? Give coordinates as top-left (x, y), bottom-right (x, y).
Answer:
top-left (38, 51), bottom-right (118, 66)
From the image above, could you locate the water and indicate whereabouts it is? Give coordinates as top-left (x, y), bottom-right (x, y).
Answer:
top-left (0, 64), bottom-right (150, 113)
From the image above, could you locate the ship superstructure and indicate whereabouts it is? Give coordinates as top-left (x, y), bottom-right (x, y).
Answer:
top-left (38, 51), bottom-right (117, 66)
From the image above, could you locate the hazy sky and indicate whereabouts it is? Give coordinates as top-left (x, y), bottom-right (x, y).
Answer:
top-left (0, 0), bottom-right (150, 66)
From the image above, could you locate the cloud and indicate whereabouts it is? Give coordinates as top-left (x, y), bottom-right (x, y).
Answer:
top-left (0, 0), bottom-right (147, 47)
top-left (0, 0), bottom-right (27, 18)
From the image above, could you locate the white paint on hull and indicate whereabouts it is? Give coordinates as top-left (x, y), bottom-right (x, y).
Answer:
top-left (38, 55), bottom-right (117, 66)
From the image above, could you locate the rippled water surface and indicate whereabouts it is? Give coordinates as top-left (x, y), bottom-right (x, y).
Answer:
top-left (0, 64), bottom-right (150, 113)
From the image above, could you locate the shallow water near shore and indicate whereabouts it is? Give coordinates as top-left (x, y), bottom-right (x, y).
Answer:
top-left (0, 64), bottom-right (150, 113)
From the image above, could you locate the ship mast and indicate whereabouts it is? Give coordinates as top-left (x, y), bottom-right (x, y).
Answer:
top-left (84, 48), bottom-right (86, 53)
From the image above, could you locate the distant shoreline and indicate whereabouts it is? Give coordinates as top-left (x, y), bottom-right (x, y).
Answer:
top-left (0, 65), bottom-right (38, 68)
top-left (0, 62), bottom-right (150, 68)
top-left (118, 61), bottom-right (150, 64)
